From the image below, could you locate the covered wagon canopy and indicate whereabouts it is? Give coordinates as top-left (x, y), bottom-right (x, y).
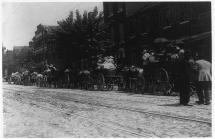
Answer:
top-left (97, 55), bottom-right (116, 71)
top-left (23, 70), bottom-right (30, 75)
top-left (44, 68), bottom-right (51, 73)
top-left (153, 37), bottom-right (169, 44)
top-left (64, 69), bottom-right (70, 73)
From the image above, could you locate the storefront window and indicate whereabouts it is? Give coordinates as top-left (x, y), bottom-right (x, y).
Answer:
top-left (108, 3), bottom-right (113, 17)
top-left (145, 15), bottom-right (151, 33)
top-left (129, 18), bottom-right (136, 36)
top-left (110, 26), bottom-right (114, 42)
top-left (119, 23), bottom-right (124, 42)
top-left (117, 3), bottom-right (124, 13)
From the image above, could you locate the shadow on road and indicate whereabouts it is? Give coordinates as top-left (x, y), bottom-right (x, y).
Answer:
top-left (158, 103), bottom-right (182, 107)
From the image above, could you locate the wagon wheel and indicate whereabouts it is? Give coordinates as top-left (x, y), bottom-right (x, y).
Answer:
top-left (96, 73), bottom-right (105, 91)
top-left (107, 76), bottom-right (114, 91)
top-left (129, 78), bottom-right (137, 92)
top-left (148, 73), bottom-right (157, 93)
top-left (80, 75), bottom-right (86, 89)
top-left (79, 75), bottom-right (84, 89)
top-left (120, 76), bottom-right (128, 91)
top-left (154, 68), bottom-right (172, 95)
top-left (84, 74), bottom-right (91, 90)
top-left (188, 82), bottom-right (196, 97)
top-left (122, 78), bottom-right (127, 91)
top-left (85, 75), bottom-right (93, 90)
top-left (119, 76), bottom-right (126, 91)
top-left (137, 75), bottom-right (145, 93)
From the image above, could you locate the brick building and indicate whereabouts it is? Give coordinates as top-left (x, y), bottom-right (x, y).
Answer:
top-left (103, 2), bottom-right (211, 65)
top-left (2, 49), bottom-right (14, 77)
top-left (30, 24), bottom-right (57, 71)
top-left (13, 46), bottom-right (32, 72)
top-left (2, 45), bottom-right (32, 78)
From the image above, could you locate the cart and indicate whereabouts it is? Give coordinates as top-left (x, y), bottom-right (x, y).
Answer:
top-left (81, 56), bottom-right (125, 91)
top-left (121, 66), bottom-right (146, 93)
top-left (87, 67), bottom-right (124, 91)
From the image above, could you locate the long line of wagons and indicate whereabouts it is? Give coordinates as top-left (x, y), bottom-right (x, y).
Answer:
top-left (6, 38), bottom-right (197, 96)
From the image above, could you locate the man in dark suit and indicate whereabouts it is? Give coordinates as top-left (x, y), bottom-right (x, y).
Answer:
top-left (177, 49), bottom-right (192, 106)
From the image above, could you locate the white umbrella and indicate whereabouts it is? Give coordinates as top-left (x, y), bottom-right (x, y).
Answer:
top-left (44, 69), bottom-right (51, 73)
top-left (174, 40), bottom-right (184, 45)
top-left (153, 37), bottom-right (169, 43)
top-left (64, 69), bottom-right (70, 73)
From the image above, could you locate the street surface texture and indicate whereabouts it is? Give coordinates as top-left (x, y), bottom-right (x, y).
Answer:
top-left (3, 83), bottom-right (211, 137)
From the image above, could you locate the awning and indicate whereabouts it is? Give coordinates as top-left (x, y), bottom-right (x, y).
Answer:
top-left (179, 31), bottom-right (211, 42)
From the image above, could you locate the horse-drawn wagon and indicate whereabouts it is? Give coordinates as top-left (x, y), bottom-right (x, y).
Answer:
top-left (78, 56), bottom-right (125, 91)
top-left (139, 39), bottom-right (197, 96)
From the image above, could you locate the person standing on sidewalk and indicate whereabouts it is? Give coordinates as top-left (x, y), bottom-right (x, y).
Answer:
top-left (177, 49), bottom-right (192, 106)
top-left (195, 58), bottom-right (212, 105)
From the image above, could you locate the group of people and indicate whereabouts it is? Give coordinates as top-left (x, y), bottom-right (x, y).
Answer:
top-left (141, 43), bottom-right (212, 106)
top-left (174, 49), bottom-right (211, 106)
top-left (9, 70), bottom-right (45, 86)
top-left (96, 56), bottom-right (116, 71)
top-left (8, 64), bottom-right (59, 87)
top-left (6, 39), bottom-right (212, 105)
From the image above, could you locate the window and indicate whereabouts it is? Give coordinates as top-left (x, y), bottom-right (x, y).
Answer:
top-left (158, 7), bottom-right (172, 28)
top-left (180, 3), bottom-right (190, 21)
top-left (131, 53), bottom-right (137, 66)
top-left (119, 24), bottom-right (124, 42)
top-left (141, 15), bottom-right (151, 33)
top-left (129, 19), bottom-right (136, 36)
top-left (108, 3), bottom-right (113, 17)
top-left (110, 26), bottom-right (114, 42)
top-left (117, 3), bottom-right (124, 13)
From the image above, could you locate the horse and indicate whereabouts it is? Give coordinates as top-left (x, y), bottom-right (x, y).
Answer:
top-left (36, 73), bottom-right (44, 87)
top-left (121, 66), bottom-right (145, 92)
top-left (77, 70), bottom-right (91, 89)
top-left (30, 72), bottom-right (38, 86)
top-left (22, 70), bottom-right (31, 86)
top-left (11, 72), bottom-right (22, 85)
top-left (44, 65), bottom-right (61, 88)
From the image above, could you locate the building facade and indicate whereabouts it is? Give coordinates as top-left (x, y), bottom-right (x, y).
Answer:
top-left (30, 24), bottom-right (57, 71)
top-left (2, 49), bottom-right (14, 77)
top-left (103, 2), bottom-right (211, 65)
top-left (13, 46), bottom-right (32, 72)
top-left (2, 45), bottom-right (32, 77)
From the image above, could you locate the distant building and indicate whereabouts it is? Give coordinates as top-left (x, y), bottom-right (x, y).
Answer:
top-left (30, 24), bottom-right (57, 71)
top-left (103, 2), bottom-right (211, 64)
top-left (2, 49), bottom-right (14, 77)
top-left (13, 46), bottom-right (30, 56)
top-left (12, 46), bottom-right (32, 72)
top-left (2, 45), bottom-right (32, 77)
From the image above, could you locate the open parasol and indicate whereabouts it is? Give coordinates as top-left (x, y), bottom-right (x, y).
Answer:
top-left (44, 68), bottom-right (51, 73)
top-left (23, 70), bottom-right (29, 75)
top-left (175, 40), bottom-right (184, 45)
top-left (64, 69), bottom-right (70, 73)
top-left (153, 37), bottom-right (169, 43)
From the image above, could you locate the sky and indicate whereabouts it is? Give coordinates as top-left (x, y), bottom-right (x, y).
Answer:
top-left (2, 2), bottom-right (103, 50)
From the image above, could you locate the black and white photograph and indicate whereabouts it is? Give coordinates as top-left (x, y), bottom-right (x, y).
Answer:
top-left (2, 0), bottom-right (212, 138)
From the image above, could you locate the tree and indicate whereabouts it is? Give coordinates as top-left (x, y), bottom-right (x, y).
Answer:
top-left (53, 6), bottom-right (112, 69)
top-left (2, 46), bottom-right (6, 54)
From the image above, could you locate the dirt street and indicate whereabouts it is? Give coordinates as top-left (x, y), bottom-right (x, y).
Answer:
top-left (3, 83), bottom-right (211, 137)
